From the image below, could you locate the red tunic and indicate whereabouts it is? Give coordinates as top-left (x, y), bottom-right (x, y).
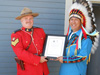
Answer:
top-left (11, 27), bottom-right (49, 75)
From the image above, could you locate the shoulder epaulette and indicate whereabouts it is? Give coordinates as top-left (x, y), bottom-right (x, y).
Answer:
top-left (13, 29), bottom-right (22, 33)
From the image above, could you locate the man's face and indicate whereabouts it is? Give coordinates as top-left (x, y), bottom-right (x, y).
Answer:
top-left (21, 15), bottom-right (33, 29)
top-left (69, 17), bottom-right (81, 32)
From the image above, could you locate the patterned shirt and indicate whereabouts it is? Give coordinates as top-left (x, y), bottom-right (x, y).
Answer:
top-left (59, 29), bottom-right (92, 75)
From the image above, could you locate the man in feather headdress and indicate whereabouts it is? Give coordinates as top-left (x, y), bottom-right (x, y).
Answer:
top-left (57, 0), bottom-right (99, 75)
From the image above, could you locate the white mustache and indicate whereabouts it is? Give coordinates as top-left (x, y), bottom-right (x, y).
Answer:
top-left (26, 22), bottom-right (31, 23)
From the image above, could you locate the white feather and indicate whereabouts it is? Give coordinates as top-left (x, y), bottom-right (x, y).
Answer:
top-left (94, 41), bottom-right (99, 47)
top-left (95, 34), bottom-right (100, 42)
top-left (96, 33), bottom-right (99, 38)
top-left (91, 34), bottom-right (99, 54)
top-left (93, 18), bottom-right (95, 22)
top-left (87, 0), bottom-right (93, 11)
top-left (86, 17), bottom-right (92, 32)
top-left (94, 38), bottom-right (99, 44)
top-left (92, 13), bottom-right (95, 18)
top-left (93, 44), bottom-right (97, 50)
top-left (94, 24), bottom-right (97, 27)
top-left (91, 48), bottom-right (95, 54)
top-left (90, 8), bottom-right (93, 12)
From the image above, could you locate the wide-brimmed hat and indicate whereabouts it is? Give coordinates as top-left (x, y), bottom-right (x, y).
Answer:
top-left (16, 7), bottom-right (39, 20)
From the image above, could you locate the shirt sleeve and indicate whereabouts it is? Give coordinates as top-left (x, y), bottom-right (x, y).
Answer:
top-left (11, 33), bottom-right (41, 66)
top-left (63, 37), bottom-right (92, 63)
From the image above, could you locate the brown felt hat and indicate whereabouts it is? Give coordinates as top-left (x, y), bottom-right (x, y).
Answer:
top-left (16, 7), bottom-right (39, 20)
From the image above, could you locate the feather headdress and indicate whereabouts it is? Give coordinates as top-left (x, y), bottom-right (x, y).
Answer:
top-left (67, 0), bottom-right (99, 54)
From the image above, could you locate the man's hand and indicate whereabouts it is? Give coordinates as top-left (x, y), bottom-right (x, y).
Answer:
top-left (57, 56), bottom-right (63, 63)
top-left (49, 56), bottom-right (63, 63)
top-left (40, 56), bottom-right (48, 63)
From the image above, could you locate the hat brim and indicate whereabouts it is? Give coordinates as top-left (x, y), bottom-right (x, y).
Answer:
top-left (15, 13), bottom-right (39, 20)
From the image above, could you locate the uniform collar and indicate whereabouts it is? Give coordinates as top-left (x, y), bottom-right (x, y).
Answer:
top-left (21, 27), bottom-right (33, 32)
top-left (72, 29), bottom-right (82, 36)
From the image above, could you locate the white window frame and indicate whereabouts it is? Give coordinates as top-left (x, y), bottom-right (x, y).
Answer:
top-left (64, 0), bottom-right (73, 35)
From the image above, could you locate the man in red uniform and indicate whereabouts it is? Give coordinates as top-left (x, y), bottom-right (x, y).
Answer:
top-left (11, 7), bottom-right (49, 75)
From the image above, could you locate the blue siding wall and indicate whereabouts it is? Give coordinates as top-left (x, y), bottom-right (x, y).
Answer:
top-left (0, 0), bottom-right (65, 75)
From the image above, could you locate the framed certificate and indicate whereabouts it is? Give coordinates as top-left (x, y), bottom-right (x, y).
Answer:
top-left (43, 34), bottom-right (67, 58)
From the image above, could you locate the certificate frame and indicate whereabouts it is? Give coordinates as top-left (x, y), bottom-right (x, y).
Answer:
top-left (42, 34), bottom-right (68, 58)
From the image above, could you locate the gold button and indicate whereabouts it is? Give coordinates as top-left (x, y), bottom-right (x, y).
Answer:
top-left (12, 37), bottom-right (15, 41)
top-left (41, 38), bottom-right (43, 39)
top-left (26, 29), bottom-right (29, 31)
top-left (26, 41), bottom-right (28, 43)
